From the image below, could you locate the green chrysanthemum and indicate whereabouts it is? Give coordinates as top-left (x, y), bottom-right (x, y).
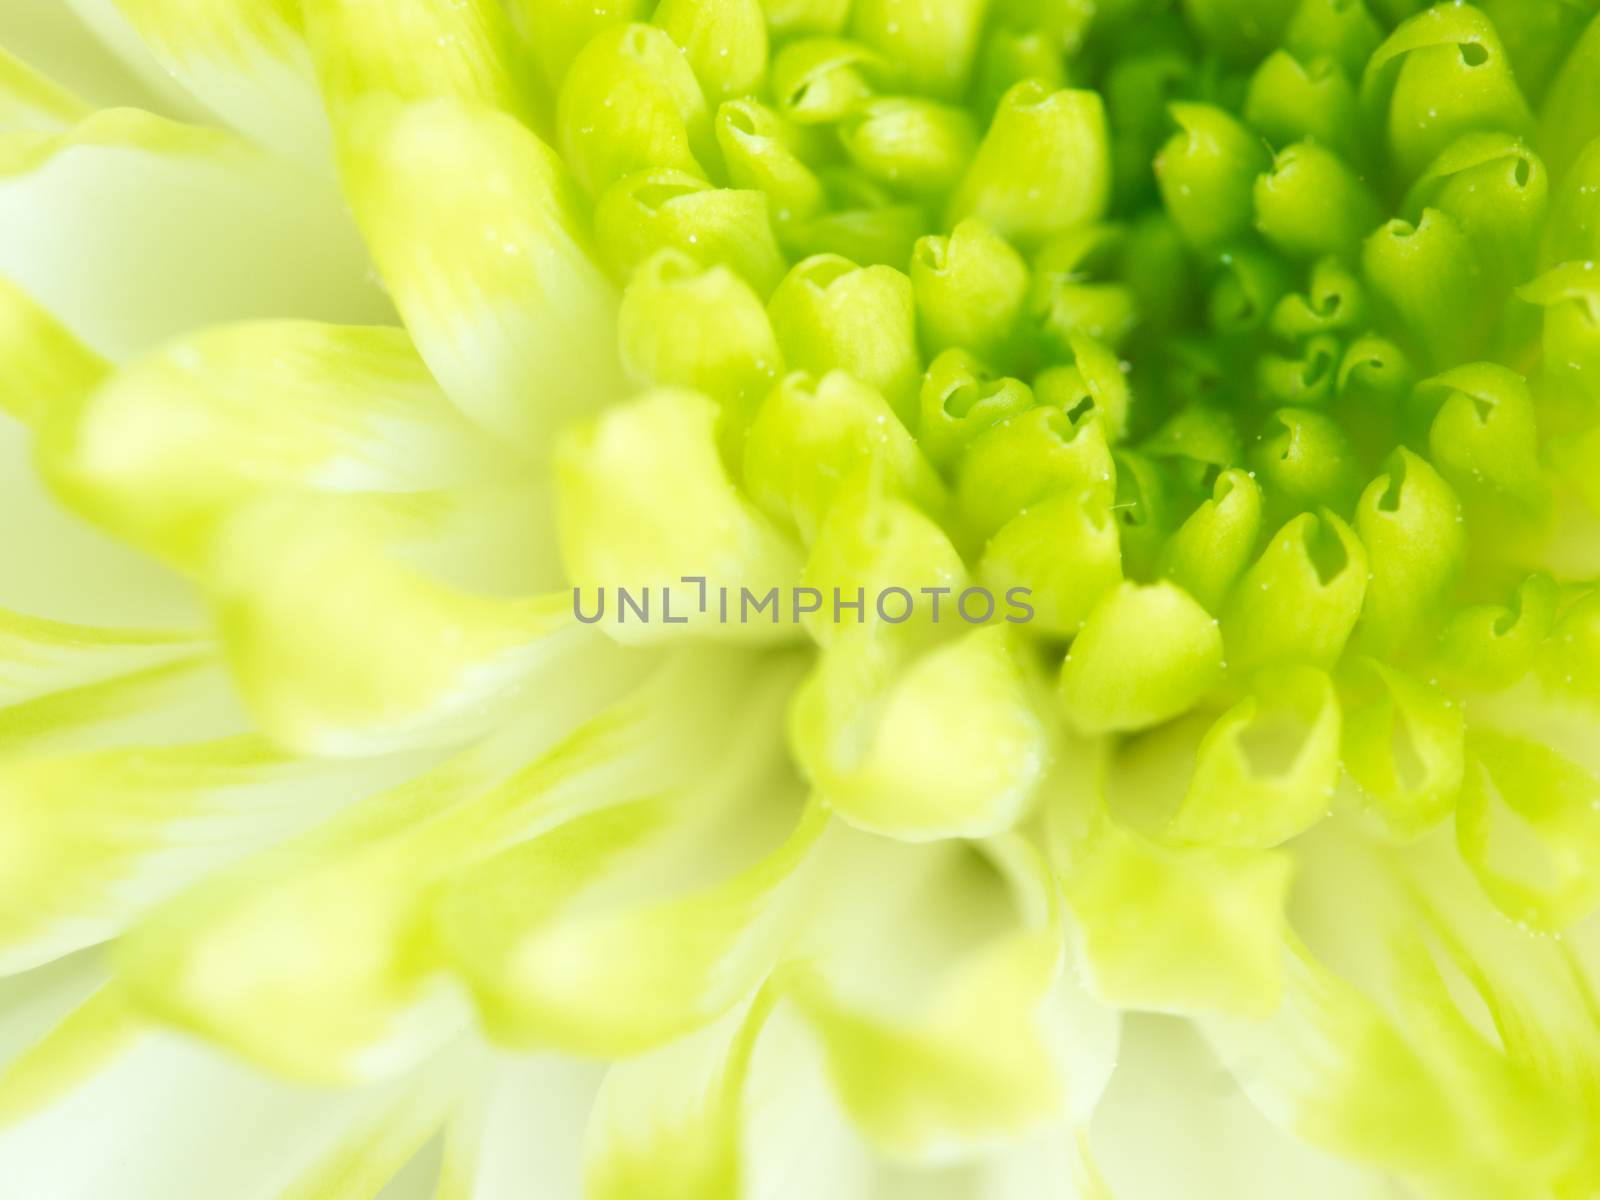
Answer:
top-left (4, 0), bottom-right (1600, 1196)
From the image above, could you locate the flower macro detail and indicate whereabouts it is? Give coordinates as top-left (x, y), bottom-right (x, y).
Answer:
top-left (5, 1), bottom-right (1600, 1197)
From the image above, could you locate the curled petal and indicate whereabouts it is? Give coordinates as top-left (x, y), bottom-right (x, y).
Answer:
top-left (555, 23), bottom-right (710, 195)
top-left (917, 349), bottom-right (1034, 471)
top-left (1222, 510), bottom-right (1367, 677)
top-left (654, 0), bottom-right (768, 103)
top-left (948, 79), bottom-right (1110, 248)
top-left (1156, 102), bottom-right (1268, 252)
top-left (559, 389), bottom-right (805, 643)
top-left (1059, 581), bottom-right (1223, 736)
top-left (794, 626), bottom-right (1047, 841)
top-left (1341, 660), bottom-right (1464, 842)
top-left (1170, 664), bottom-right (1342, 849)
top-left (767, 254), bottom-right (920, 425)
top-left (1254, 140), bottom-right (1381, 262)
top-left (339, 97), bottom-right (625, 453)
top-left (1362, 3), bottom-right (1533, 182)
top-left (746, 370), bottom-right (944, 549)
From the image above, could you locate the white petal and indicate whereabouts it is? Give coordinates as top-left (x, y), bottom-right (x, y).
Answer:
top-left (0, 412), bottom-right (196, 625)
top-left (438, 1056), bottom-right (600, 1200)
top-left (1092, 1015), bottom-right (1398, 1200)
top-left (339, 98), bottom-right (625, 454)
top-left (0, 45), bottom-right (90, 133)
top-left (0, 4), bottom-right (204, 120)
top-left (0, 951), bottom-right (106, 1074)
top-left (0, 730), bottom-right (434, 975)
top-left (62, 0), bottom-right (328, 168)
top-left (0, 1013), bottom-right (470, 1200)
top-left (0, 110), bottom-right (388, 361)
top-left (742, 1002), bottom-right (876, 1200)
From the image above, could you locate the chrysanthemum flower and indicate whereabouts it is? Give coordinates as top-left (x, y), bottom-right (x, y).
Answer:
top-left (4, 0), bottom-right (1600, 1196)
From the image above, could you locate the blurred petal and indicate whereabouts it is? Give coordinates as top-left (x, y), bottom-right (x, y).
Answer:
top-left (584, 998), bottom-right (769, 1199)
top-left (338, 98), bottom-right (624, 454)
top-left (70, 0), bottom-right (329, 169)
top-left (0, 46), bottom-right (90, 132)
top-left (0, 3), bottom-right (203, 119)
top-left (786, 833), bottom-right (1090, 1163)
top-left (1092, 1015), bottom-right (1394, 1200)
top-left (39, 320), bottom-right (515, 567)
top-left (0, 110), bottom-right (388, 360)
top-left (437, 1056), bottom-right (599, 1200)
top-left (0, 992), bottom-right (469, 1200)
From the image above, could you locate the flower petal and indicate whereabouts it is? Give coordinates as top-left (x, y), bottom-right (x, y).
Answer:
top-left (338, 97), bottom-right (625, 453)
top-left (206, 491), bottom-right (618, 754)
top-left (557, 388), bottom-right (805, 644)
top-left (584, 996), bottom-right (771, 1200)
top-left (436, 668), bottom-right (825, 1056)
top-left (0, 109), bottom-right (387, 360)
top-left (0, 2), bottom-right (203, 119)
top-left (0, 45), bottom-right (90, 132)
top-left (111, 652), bottom-right (751, 1083)
top-left (436, 1056), bottom-right (599, 1200)
top-left (304, 0), bottom-right (532, 122)
top-left (0, 990), bottom-right (468, 1200)
top-left (0, 733), bottom-right (433, 975)
top-left (38, 319), bottom-right (515, 567)
top-left (786, 833), bottom-right (1079, 1162)
top-left (1091, 1015), bottom-right (1393, 1200)
top-left (69, 0), bottom-right (329, 170)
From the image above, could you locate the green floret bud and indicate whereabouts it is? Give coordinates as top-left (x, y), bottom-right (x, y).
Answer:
top-left (1353, 447), bottom-right (1465, 656)
top-left (593, 169), bottom-right (787, 295)
top-left (1363, 3), bottom-right (1533, 183)
top-left (850, 0), bottom-right (989, 100)
top-left (743, 369), bottom-right (943, 545)
top-left (1284, 0), bottom-right (1383, 79)
top-left (556, 24), bottom-right (712, 194)
top-left (947, 79), bottom-right (1111, 248)
top-left (1244, 51), bottom-right (1363, 161)
top-left (1519, 262), bottom-right (1600, 403)
top-left (972, 25), bottom-right (1069, 121)
top-left (1435, 573), bottom-right (1559, 691)
top-left (980, 490), bottom-right (1123, 639)
top-left (910, 218), bottom-right (1030, 366)
top-left (766, 254), bottom-right (921, 425)
top-left (917, 349), bottom-right (1034, 472)
top-left (1405, 134), bottom-right (1546, 290)
top-left (1249, 406), bottom-right (1363, 516)
top-left (714, 99), bottom-right (827, 230)
top-left (837, 97), bottom-right (978, 197)
top-left (1340, 658), bottom-right (1465, 842)
top-left (616, 250), bottom-right (783, 446)
top-left (1222, 510), bottom-right (1368, 676)
top-left (1160, 467), bottom-right (1263, 614)
top-left (653, 0), bottom-right (768, 103)
top-left (1058, 580), bottom-right (1224, 734)
top-left (1420, 361), bottom-right (1545, 513)
top-left (1362, 208), bottom-right (1485, 367)
top-left (955, 403), bottom-right (1114, 543)
top-left (1254, 141), bottom-right (1382, 262)
top-left (1030, 225), bottom-right (1140, 351)
top-left (771, 38), bottom-right (886, 125)
top-left (1270, 257), bottom-right (1367, 340)
top-left (1156, 102), bottom-right (1271, 252)
top-left (1169, 663), bottom-right (1341, 848)
top-left (520, 0), bottom-right (650, 90)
